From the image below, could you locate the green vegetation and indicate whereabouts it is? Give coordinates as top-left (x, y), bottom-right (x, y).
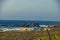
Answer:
top-left (38, 35), bottom-right (60, 40)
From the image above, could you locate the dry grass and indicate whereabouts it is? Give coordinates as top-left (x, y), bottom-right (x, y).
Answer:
top-left (0, 27), bottom-right (60, 40)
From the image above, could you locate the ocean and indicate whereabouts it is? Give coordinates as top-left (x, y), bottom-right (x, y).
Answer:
top-left (0, 20), bottom-right (60, 31)
top-left (0, 20), bottom-right (60, 25)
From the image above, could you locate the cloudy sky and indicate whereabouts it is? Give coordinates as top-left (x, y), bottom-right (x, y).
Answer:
top-left (0, 0), bottom-right (60, 21)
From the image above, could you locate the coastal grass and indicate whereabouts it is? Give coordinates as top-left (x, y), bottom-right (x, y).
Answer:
top-left (0, 30), bottom-right (60, 40)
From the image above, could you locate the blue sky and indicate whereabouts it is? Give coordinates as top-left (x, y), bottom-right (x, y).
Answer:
top-left (0, 0), bottom-right (60, 21)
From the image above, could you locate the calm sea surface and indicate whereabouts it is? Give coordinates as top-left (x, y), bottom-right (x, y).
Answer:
top-left (0, 20), bottom-right (60, 25)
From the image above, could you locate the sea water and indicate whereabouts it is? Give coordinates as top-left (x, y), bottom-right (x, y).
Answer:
top-left (0, 20), bottom-right (60, 31)
top-left (0, 20), bottom-right (60, 25)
